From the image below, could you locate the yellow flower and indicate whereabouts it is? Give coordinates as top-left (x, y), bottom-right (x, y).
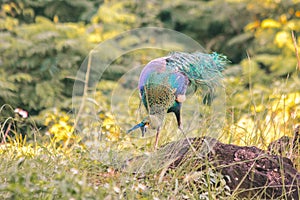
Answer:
top-left (2, 4), bottom-right (11, 12)
top-left (44, 111), bottom-right (76, 144)
top-left (244, 20), bottom-right (260, 31)
top-left (274, 31), bottom-right (289, 47)
top-left (279, 14), bottom-right (287, 24)
top-left (261, 19), bottom-right (281, 29)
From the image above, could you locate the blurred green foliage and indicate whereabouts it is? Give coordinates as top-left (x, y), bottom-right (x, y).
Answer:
top-left (0, 17), bottom-right (89, 112)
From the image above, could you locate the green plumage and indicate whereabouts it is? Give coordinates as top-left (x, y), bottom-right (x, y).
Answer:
top-left (166, 51), bottom-right (228, 91)
top-left (127, 51), bottom-right (230, 149)
top-left (142, 83), bottom-right (175, 115)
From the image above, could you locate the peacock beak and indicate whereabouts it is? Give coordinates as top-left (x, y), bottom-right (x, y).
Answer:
top-left (141, 123), bottom-right (149, 137)
top-left (127, 122), bottom-right (148, 137)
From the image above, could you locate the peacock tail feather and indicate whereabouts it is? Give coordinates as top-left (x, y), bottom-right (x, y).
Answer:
top-left (166, 51), bottom-right (229, 92)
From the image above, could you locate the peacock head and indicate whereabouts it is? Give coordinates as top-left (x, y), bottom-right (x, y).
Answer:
top-left (127, 115), bottom-right (163, 137)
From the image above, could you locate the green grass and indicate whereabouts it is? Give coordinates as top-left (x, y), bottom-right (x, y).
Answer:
top-left (0, 141), bottom-right (234, 200)
top-left (0, 80), bottom-right (299, 199)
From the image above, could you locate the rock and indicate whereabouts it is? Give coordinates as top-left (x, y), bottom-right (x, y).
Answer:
top-left (268, 125), bottom-right (300, 167)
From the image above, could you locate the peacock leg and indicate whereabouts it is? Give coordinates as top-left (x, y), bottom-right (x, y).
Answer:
top-left (154, 127), bottom-right (161, 150)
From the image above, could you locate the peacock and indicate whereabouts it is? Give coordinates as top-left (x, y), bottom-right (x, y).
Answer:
top-left (127, 51), bottom-right (229, 149)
